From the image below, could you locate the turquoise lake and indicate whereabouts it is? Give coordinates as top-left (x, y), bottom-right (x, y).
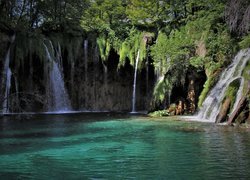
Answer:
top-left (0, 113), bottom-right (250, 179)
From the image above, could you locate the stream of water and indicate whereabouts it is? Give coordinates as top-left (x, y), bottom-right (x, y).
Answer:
top-left (131, 51), bottom-right (140, 113)
top-left (43, 41), bottom-right (72, 112)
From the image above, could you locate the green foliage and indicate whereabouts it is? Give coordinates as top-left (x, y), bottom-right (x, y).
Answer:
top-left (81, 0), bottom-right (127, 33)
top-left (97, 35), bottom-right (111, 61)
top-left (153, 77), bottom-right (172, 104)
top-left (1, 0), bottom-right (246, 113)
top-left (150, 29), bottom-right (192, 103)
top-left (150, 0), bottom-right (237, 104)
top-left (148, 110), bottom-right (169, 117)
top-left (190, 57), bottom-right (206, 69)
top-left (118, 29), bottom-right (151, 68)
top-left (239, 34), bottom-right (250, 49)
top-left (126, 0), bottom-right (170, 28)
top-left (198, 73), bottom-right (220, 108)
top-left (0, 0), bottom-right (88, 32)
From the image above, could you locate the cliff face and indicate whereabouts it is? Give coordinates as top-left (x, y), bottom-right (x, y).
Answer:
top-left (0, 32), bottom-right (10, 72)
top-left (0, 32), bottom-right (154, 113)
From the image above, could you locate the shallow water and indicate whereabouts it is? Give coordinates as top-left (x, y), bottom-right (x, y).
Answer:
top-left (0, 113), bottom-right (250, 179)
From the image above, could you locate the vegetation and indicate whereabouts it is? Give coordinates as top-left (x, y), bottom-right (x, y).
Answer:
top-left (0, 0), bottom-right (249, 113)
top-left (148, 110), bottom-right (169, 117)
top-left (224, 79), bottom-right (241, 113)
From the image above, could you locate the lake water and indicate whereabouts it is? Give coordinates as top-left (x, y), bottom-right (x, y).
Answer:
top-left (0, 113), bottom-right (250, 179)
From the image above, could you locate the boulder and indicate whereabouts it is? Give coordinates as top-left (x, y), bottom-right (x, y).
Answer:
top-left (168, 104), bottom-right (176, 115)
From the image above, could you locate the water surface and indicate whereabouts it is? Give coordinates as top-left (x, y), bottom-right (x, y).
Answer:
top-left (0, 113), bottom-right (250, 179)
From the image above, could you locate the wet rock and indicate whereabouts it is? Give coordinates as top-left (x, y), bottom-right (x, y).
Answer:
top-left (176, 100), bottom-right (185, 115)
top-left (216, 98), bottom-right (231, 123)
top-left (187, 79), bottom-right (196, 114)
top-left (168, 104), bottom-right (176, 115)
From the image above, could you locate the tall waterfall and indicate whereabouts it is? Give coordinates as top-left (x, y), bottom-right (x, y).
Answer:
top-left (131, 51), bottom-right (140, 113)
top-left (2, 47), bottom-right (12, 114)
top-left (44, 41), bottom-right (72, 112)
top-left (84, 40), bottom-right (88, 108)
top-left (198, 49), bottom-right (250, 122)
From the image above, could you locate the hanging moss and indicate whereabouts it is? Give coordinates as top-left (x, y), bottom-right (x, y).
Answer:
top-left (153, 76), bottom-right (172, 104)
top-left (97, 35), bottom-right (111, 61)
top-left (119, 42), bottom-right (130, 67)
top-left (118, 29), bottom-right (153, 69)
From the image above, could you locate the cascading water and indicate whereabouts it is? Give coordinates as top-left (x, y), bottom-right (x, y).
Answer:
top-left (198, 49), bottom-right (250, 122)
top-left (2, 47), bottom-right (12, 114)
top-left (44, 41), bottom-right (72, 112)
top-left (103, 64), bottom-right (108, 88)
top-left (131, 51), bottom-right (140, 113)
top-left (84, 40), bottom-right (88, 108)
top-left (1, 35), bottom-right (15, 114)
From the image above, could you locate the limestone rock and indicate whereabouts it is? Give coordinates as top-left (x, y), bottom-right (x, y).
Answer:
top-left (216, 98), bottom-right (231, 123)
top-left (176, 100), bottom-right (185, 115)
top-left (187, 80), bottom-right (196, 114)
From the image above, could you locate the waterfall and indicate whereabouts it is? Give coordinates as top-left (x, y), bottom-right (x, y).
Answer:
top-left (84, 40), bottom-right (88, 108)
top-left (131, 51), bottom-right (140, 113)
top-left (2, 47), bottom-right (12, 114)
top-left (198, 49), bottom-right (250, 122)
top-left (56, 42), bottom-right (63, 71)
top-left (43, 41), bottom-right (72, 112)
top-left (14, 75), bottom-right (19, 111)
top-left (103, 64), bottom-right (108, 88)
top-left (2, 35), bottom-right (15, 114)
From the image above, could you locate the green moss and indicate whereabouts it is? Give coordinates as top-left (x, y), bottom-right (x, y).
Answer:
top-left (118, 29), bottom-right (151, 69)
top-left (198, 76), bottom-right (217, 108)
top-left (242, 60), bottom-right (250, 98)
top-left (224, 79), bottom-right (240, 112)
top-left (97, 35), bottom-right (111, 61)
top-left (153, 77), bottom-right (172, 104)
top-left (239, 34), bottom-right (250, 49)
top-left (148, 110), bottom-right (169, 117)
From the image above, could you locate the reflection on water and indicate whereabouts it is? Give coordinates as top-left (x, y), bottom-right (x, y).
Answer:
top-left (0, 113), bottom-right (250, 179)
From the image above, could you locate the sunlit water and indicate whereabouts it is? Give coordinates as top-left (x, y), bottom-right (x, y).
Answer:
top-left (0, 113), bottom-right (250, 179)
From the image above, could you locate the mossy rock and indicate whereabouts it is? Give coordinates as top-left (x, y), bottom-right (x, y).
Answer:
top-left (223, 78), bottom-right (241, 113)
